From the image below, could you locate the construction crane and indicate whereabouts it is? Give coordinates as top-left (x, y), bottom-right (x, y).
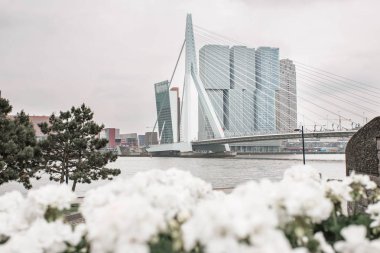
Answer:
top-left (322, 114), bottom-right (359, 131)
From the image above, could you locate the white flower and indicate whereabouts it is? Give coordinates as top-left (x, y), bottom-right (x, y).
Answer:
top-left (6, 166), bottom-right (380, 253)
top-left (0, 219), bottom-right (85, 253)
top-left (273, 166), bottom-right (333, 223)
top-left (182, 181), bottom-right (279, 253)
top-left (346, 172), bottom-right (377, 190)
top-left (0, 186), bottom-right (80, 253)
top-left (249, 229), bottom-right (309, 253)
top-left (314, 232), bottom-right (334, 253)
top-left (84, 195), bottom-right (166, 253)
top-left (366, 202), bottom-right (380, 228)
top-left (182, 166), bottom-right (332, 253)
top-left (324, 180), bottom-right (352, 212)
top-left (334, 225), bottom-right (380, 253)
top-left (270, 180), bottom-right (333, 224)
top-left (0, 191), bottom-right (29, 236)
top-left (182, 194), bottom-right (306, 253)
top-left (81, 169), bottom-right (219, 252)
top-left (82, 168), bottom-right (216, 222)
top-left (25, 185), bottom-right (76, 221)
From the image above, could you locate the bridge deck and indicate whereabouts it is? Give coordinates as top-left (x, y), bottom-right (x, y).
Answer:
top-left (192, 131), bottom-right (356, 146)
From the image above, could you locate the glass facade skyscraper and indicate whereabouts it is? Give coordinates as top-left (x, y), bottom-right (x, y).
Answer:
top-left (229, 46), bottom-right (256, 135)
top-left (175, 43), bottom-right (290, 142)
top-left (154, 81), bottom-right (174, 144)
top-left (255, 47), bottom-right (280, 132)
top-left (198, 45), bottom-right (258, 138)
top-left (199, 45), bottom-right (230, 140)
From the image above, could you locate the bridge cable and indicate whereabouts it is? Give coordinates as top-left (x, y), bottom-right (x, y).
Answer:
top-left (150, 39), bottom-right (185, 146)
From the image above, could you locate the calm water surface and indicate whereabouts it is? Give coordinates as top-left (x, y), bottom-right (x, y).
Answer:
top-left (0, 154), bottom-right (346, 197)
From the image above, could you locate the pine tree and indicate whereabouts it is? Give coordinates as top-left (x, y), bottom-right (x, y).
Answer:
top-left (0, 97), bottom-right (41, 189)
top-left (38, 104), bottom-right (120, 191)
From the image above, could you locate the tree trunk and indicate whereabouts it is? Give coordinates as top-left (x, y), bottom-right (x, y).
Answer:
top-left (72, 179), bottom-right (77, 192)
top-left (60, 171), bottom-right (64, 184)
top-left (60, 164), bottom-right (65, 184)
top-left (65, 168), bottom-right (69, 184)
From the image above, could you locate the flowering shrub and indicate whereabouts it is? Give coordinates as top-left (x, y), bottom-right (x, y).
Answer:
top-left (0, 186), bottom-right (85, 252)
top-left (1, 166), bottom-right (380, 253)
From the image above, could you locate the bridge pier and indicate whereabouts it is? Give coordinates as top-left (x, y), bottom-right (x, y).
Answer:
top-left (192, 144), bottom-right (231, 153)
top-left (146, 142), bottom-right (235, 157)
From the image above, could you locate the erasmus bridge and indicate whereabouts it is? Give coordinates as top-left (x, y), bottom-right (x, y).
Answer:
top-left (147, 14), bottom-right (379, 155)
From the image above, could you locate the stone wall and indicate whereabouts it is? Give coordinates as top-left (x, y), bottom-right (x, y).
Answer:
top-left (346, 117), bottom-right (380, 179)
top-left (345, 117), bottom-right (380, 212)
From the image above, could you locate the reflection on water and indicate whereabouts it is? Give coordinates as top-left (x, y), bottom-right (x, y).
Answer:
top-left (0, 154), bottom-right (346, 197)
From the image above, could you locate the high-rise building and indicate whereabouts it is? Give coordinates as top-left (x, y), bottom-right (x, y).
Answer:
top-left (276, 59), bottom-right (297, 132)
top-left (154, 81), bottom-right (180, 144)
top-left (230, 46), bottom-right (256, 90)
top-left (199, 45), bottom-right (230, 140)
top-left (155, 80), bottom-right (174, 144)
top-left (255, 47), bottom-right (280, 132)
top-left (198, 45), bottom-right (257, 138)
top-left (199, 45), bottom-right (230, 89)
top-left (228, 46), bottom-right (256, 135)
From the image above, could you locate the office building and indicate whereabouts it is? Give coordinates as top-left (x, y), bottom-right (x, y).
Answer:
top-left (276, 59), bottom-right (297, 132)
top-left (255, 47), bottom-right (280, 132)
top-left (155, 80), bottom-right (175, 144)
top-left (198, 45), bottom-right (257, 138)
top-left (199, 45), bottom-right (230, 139)
top-left (199, 45), bottom-right (230, 89)
top-left (228, 46), bottom-right (256, 135)
top-left (154, 81), bottom-right (180, 144)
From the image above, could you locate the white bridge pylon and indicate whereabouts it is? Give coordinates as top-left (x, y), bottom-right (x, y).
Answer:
top-left (181, 14), bottom-right (230, 152)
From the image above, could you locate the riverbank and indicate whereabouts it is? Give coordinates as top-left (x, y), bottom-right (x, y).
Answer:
top-left (235, 153), bottom-right (345, 161)
top-left (120, 151), bottom-right (345, 158)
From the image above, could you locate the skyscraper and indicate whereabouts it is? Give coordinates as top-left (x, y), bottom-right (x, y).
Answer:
top-left (200, 45), bottom-right (230, 89)
top-left (197, 44), bottom-right (281, 138)
top-left (198, 45), bottom-right (258, 138)
top-left (155, 80), bottom-right (174, 144)
top-left (255, 47), bottom-right (280, 132)
top-left (199, 45), bottom-right (230, 139)
top-left (276, 59), bottom-right (297, 132)
top-left (154, 81), bottom-right (180, 144)
top-left (229, 46), bottom-right (256, 135)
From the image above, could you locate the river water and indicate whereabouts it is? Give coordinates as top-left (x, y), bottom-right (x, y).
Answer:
top-left (0, 154), bottom-right (346, 197)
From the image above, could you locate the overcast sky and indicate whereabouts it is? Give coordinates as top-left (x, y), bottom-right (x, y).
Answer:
top-left (1, 0), bottom-right (379, 134)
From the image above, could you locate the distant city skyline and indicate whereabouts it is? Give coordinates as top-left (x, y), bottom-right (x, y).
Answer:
top-left (1, 0), bottom-right (379, 134)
